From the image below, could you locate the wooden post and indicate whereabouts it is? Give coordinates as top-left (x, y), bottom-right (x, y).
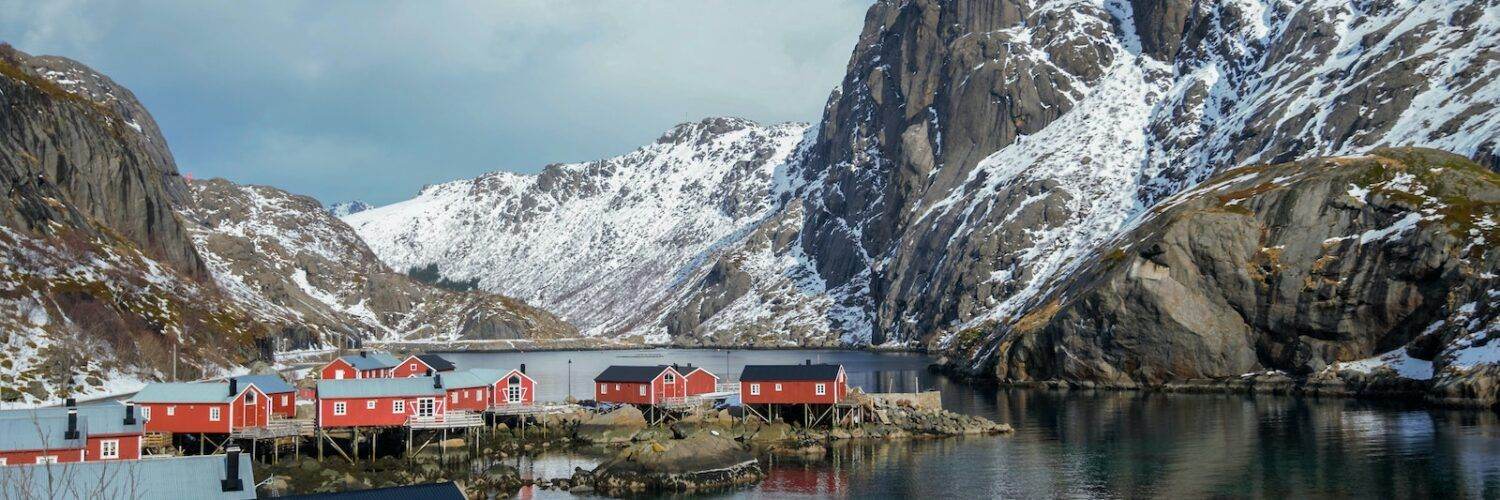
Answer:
top-left (318, 429), bottom-right (324, 460)
top-left (372, 429), bottom-right (378, 464)
top-left (198, 433), bottom-right (205, 455)
top-left (352, 428), bottom-right (360, 461)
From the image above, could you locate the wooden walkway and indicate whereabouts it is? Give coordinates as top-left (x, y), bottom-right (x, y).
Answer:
top-left (230, 418), bottom-right (315, 439)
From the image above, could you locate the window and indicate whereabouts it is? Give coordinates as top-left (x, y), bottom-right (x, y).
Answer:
top-left (393, 400), bottom-right (405, 413)
top-left (775, 383), bottom-right (782, 392)
top-left (614, 384), bottom-right (620, 391)
top-left (140, 406), bottom-right (151, 420)
top-left (416, 398), bottom-right (434, 417)
top-left (600, 384), bottom-right (608, 394)
top-left (815, 383), bottom-right (827, 396)
top-left (366, 400), bottom-right (376, 410)
top-left (410, 363), bottom-right (419, 371)
top-left (638, 385), bottom-right (646, 396)
top-left (475, 391), bottom-right (483, 401)
top-left (0, 458), bottom-right (6, 466)
top-left (664, 373), bottom-right (675, 383)
top-left (282, 395), bottom-right (290, 405)
top-left (245, 391), bottom-right (255, 403)
top-left (166, 406), bottom-right (175, 416)
top-left (507, 385), bottom-right (523, 403)
top-left (100, 439), bottom-right (119, 459)
top-left (36, 456), bottom-right (57, 464)
top-left (450, 392), bottom-right (458, 403)
top-left (750, 383), bottom-right (761, 395)
top-left (209, 407), bottom-right (221, 421)
top-left (334, 402), bottom-right (347, 415)
top-left (334, 370), bottom-right (346, 380)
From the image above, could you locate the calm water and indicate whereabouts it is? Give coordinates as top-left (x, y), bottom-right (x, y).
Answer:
top-left (440, 349), bottom-right (1500, 499)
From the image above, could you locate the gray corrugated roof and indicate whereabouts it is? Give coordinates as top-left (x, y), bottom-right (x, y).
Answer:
top-left (440, 369), bottom-right (504, 389)
top-left (0, 414), bottom-right (81, 452)
top-left (0, 454), bottom-right (255, 499)
top-left (277, 481), bottom-right (465, 500)
top-left (740, 364), bottom-right (843, 381)
top-left (229, 374), bottom-right (295, 394)
top-left (317, 378), bottom-right (442, 399)
top-left (594, 365), bottom-right (672, 383)
top-left (133, 382), bottom-right (236, 403)
top-left (0, 403), bottom-right (144, 443)
top-left (339, 352), bottom-right (401, 371)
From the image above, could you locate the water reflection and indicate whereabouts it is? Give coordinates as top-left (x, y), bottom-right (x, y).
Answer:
top-left (441, 349), bottom-right (1500, 498)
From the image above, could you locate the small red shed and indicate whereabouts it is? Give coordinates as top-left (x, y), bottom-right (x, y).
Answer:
top-left (739, 362), bottom-right (848, 405)
top-left (676, 365), bottom-right (719, 395)
top-left (594, 365), bottom-right (687, 405)
top-left (134, 380), bottom-right (270, 434)
top-left (228, 374), bottom-right (298, 418)
top-left (319, 351), bottom-right (401, 380)
top-left (393, 354), bottom-right (457, 378)
top-left (315, 377), bottom-right (446, 429)
top-left (491, 368), bottom-right (536, 407)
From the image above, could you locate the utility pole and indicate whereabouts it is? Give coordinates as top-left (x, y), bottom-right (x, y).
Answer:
top-left (567, 359), bottom-right (572, 399)
top-left (172, 343), bottom-right (178, 382)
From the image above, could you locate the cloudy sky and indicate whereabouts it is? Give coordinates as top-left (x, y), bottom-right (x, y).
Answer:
top-left (0, 1), bottom-right (870, 205)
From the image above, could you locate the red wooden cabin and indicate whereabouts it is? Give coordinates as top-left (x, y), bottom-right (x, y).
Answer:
top-left (441, 370), bottom-right (499, 412)
top-left (315, 377), bottom-right (446, 428)
top-left (739, 362), bottom-right (848, 405)
top-left (594, 365), bottom-right (687, 405)
top-left (492, 368), bottom-right (536, 407)
top-left (134, 380), bottom-right (271, 434)
top-left (228, 374), bottom-right (297, 418)
top-left (319, 351), bottom-right (401, 380)
top-left (393, 354), bottom-right (457, 378)
top-left (677, 365), bottom-right (719, 395)
top-left (0, 402), bottom-right (144, 465)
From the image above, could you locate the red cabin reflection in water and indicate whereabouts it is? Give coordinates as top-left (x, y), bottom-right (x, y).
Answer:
top-left (758, 460), bottom-right (848, 496)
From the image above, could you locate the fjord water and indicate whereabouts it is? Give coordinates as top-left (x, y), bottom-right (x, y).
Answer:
top-left (440, 349), bottom-right (1500, 498)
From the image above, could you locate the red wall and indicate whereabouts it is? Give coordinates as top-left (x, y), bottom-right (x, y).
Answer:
top-left (317, 395), bottom-right (446, 428)
top-left (231, 387), bottom-right (271, 430)
top-left (445, 386), bottom-right (490, 411)
top-left (492, 371), bottom-right (535, 406)
top-left (0, 448), bottom-right (85, 465)
top-left (267, 391), bottom-right (297, 418)
top-left (86, 434), bottom-right (142, 461)
top-left (320, 359), bottom-right (392, 380)
top-left (596, 369), bottom-right (685, 404)
top-left (741, 376), bottom-right (847, 405)
top-left (392, 357), bottom-right (431, 378)
top-left (684, 369), bottom-right (717, 395)
top-left (141, 402), bottom-right (230, 434)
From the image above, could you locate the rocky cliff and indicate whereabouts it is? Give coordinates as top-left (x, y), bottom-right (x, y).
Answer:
top-left (0, 45), bottom-right (261, 405)
top-left (182, 178), bottom-right (575, 348)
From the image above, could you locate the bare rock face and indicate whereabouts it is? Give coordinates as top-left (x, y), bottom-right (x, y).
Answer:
top-left (0, 45), bottom-right (263, 405)
top-left (181, 178), bottom-right (575, 349)
top-left (958, 149), bottom-right (1497, 395)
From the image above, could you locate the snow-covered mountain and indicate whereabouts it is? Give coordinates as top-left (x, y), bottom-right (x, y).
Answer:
top-left (346, 118), bottom-right (827, 344)
top-left (328, 201), bottom-right (373, 217)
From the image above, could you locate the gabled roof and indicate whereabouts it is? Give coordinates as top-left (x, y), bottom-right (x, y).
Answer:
top-left (134, 382), bottom-right (251, 403)
top-left (337, 352), bottom-right (402, 371)
top-left (0, 454), bottom-right (256, 499)
top-left (0, 403), bottom-right (144, 446)
top-left (0, 413), bottom-right (82, 451)
top-left (317, 378), bottom-right (443, 399)
top-left (740, 364), bottom-right (844, 382)
top-left (440, 369), bottom-right (505, 390)
top-left (229, 374), bottom-right (295, 394)
top-left (673, 364), bottom-right (718, 379)
top-left (276, 481), bottom-right (465, 500)
top-left (594, 365), bottom-right (675, 383)
top-left (413, 354), bottom-right (456, 372)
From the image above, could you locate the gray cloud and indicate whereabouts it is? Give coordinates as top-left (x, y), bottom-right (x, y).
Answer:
top-left (0, 0), bottom-right (870, 204)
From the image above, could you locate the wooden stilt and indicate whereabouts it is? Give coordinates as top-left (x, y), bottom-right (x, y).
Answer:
top-left (318, 429), bottom-right (324, 460)
top-left (199, 433), bottom-right (205, 455)
top-left (352, 427), bottom-right (360, 461)
top-left (372, 429), bottom-right (378, 463)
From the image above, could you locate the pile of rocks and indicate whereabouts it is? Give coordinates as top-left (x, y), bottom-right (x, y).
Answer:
top-left (570, 431), bottom-right (763, 495)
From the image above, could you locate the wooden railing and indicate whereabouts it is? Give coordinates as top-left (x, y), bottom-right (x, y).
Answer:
top-left (230, 418), bottom-right (314, 439)
top-left (406, 411), bottom-right (484, 429)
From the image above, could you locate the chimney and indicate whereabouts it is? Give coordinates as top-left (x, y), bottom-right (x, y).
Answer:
top-left (228, 378), bottom-right (238, 397)
top-left (65, 397), bottom-right (76, 408)
top-left (434, 373), bottom-right (443, 389)
top-left (805, 359), bottom-right (812, 365)
top-left (221, 445), bottom-right (244, 492)
top-left (64, 408), bottom-right (80, 440)
top-left (520, 363), bottom-right (526, 374)
top-left (360, 350), bottom-right (368, 358)
top-left (124, 401), bottom-right (136, 425)
top-left (425, 368), bottom-right (433, 377)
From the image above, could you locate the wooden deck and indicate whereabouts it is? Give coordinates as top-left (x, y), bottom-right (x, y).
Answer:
top-left (406, 411), bottom-right (484, 429)
top-left (230, 418), bottom-right (315, 439)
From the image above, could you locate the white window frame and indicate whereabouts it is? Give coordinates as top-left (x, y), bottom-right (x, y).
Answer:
top-left (0, 458), bottom-right (7, 466)
top-left (140, 406), bottom-right (151, 420)
top-left (750, 383), bottom-right (761, 395)
top-left (245, 391), bottom-right (256, 403)
top-left (775, 383), bottom-right (782, 392)
top-left (507, 385), bottom-right (523, 403)
top-left (451, 392), bottom-right (458, 403)
top-left (664, 373), bottom-right (675, 383)
top-left (333, 402), bottom-right (347, 416)
top-left (209, 407), bottom-right (221, 422)
top-left (100, 439), bottom-right (120, 460)
top-left (36, 456), bottom-right (57, 464)
top-left (393, 400), bottom-right (405, 413)
top-left (601, 384), bottom-right (608, 394)
top-left (638, 385), bottom-right (646, 396)
top-left (475, 391), bottom-right (483, 401)
top-left (815, 383), bottom-right (827, 396)
top-left (166, 406), bottom-right (175, 416)
top-left (334, 369), bottom-right (346, 380)
top-left (282, 395), bottom-right (290, 406)
top-left (366, 400), bottom-right (376, 410)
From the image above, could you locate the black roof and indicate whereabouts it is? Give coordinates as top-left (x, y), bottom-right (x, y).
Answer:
top-left (594, 365), bottom-right (673, 383)
top-left (414, 354), bottom-right (455, 371)
top-left (277, 482), bottom-right (465, 500)
top-left (740, 364), bottom-right (843, 382)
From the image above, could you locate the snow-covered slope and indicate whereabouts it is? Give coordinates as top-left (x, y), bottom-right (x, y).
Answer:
top-left (346, 118), bottom-right (811, 341)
